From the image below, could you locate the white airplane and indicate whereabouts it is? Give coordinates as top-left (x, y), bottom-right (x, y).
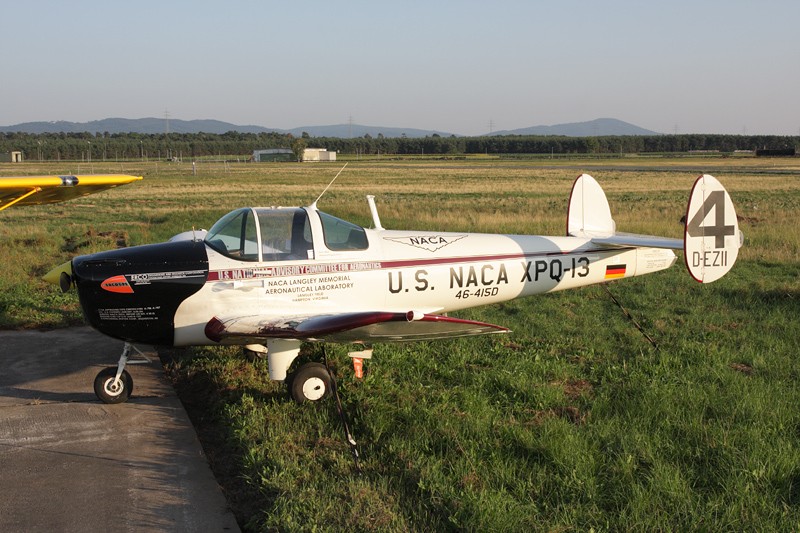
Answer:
top-left (44, 173), bottom-right (743, 404)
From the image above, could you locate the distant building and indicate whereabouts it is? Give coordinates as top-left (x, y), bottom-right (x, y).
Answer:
top-left (302, 148), bottom-right (337, 162)
top-left (756, 148), bottom-right (796, 157)
top-left (0, 151), bottom-right (23, 163)
top-left (252, 148), bottom-right (294, 162)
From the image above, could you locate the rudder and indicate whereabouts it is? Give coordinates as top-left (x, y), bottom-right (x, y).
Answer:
top-left (684, 174), bottom-right (743, 283)
top-left (567, 174), bottom-right (616, 238)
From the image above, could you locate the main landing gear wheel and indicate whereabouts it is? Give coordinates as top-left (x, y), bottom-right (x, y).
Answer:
top-left (94, 367), bottom-right (134, 404)
top-left (289, 363), bottom-right (332, 403)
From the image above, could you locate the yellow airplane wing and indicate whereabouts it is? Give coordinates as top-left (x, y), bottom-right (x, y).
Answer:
top-left (0, 174), bottom-right (142, 211)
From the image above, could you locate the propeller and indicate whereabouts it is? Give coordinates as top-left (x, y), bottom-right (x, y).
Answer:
top-left (43, 261), bottom-right (73, 293)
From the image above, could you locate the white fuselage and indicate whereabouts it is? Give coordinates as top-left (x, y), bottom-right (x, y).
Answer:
top-left (172, 207), bottom-right (676, 346)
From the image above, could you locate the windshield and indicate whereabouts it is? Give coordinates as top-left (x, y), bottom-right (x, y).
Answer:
top-left (204, 208), bottom-right (259, 261)
top-left (204, 207), bottom-right (312, 262)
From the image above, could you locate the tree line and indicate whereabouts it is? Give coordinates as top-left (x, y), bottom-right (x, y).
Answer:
top-left (1, 130), bottom-right (797, 161)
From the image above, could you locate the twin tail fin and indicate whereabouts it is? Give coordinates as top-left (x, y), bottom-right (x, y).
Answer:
top-left (567, 173), bottom-right (743, 283)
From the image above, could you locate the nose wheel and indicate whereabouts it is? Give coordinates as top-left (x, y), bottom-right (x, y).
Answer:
top-left (94, 342), bottom-right (150, 404)
top-left (94, 367), bottom-right (133, 404)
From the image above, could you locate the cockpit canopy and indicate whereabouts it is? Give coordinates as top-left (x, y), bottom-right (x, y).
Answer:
top-left (204, 207), bottom-right (368, 262)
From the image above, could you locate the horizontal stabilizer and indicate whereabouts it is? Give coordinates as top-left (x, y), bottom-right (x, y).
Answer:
top-left (205, 311), bottom-right (509, 344)
top-left (568, 174), bottom-right (683, 250)
top-left (590, 232), bottom-right (682, 250)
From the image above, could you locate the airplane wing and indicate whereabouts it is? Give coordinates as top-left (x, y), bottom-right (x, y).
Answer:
top-left (204, 311), bottom-right (510, 344)
top-left (0, 174), bottom-right (142, 211)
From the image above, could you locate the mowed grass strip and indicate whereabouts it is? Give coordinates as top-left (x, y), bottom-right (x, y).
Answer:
top-left (1, 159), bottom-right (798, 531)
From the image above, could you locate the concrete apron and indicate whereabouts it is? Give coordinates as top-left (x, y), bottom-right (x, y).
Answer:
top-left (0, 327), bottom-right (239, 532)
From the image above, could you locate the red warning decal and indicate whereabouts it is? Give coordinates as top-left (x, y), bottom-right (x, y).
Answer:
top-left (101, 275), bottom-right (134, 294)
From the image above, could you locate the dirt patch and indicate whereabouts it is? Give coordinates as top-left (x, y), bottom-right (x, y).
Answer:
top-left (62, 229), bottom-right (129, 252)
top-left (550, 378), bottom-right (593, 400)
top-left (737, 215), bottom-right (763, 225)
top-left (730, 362), bottom-right (754, 376)
top-left (532, 406), bottom-right (587, 426)
top-left (502, 341), bottom-right (525, 352)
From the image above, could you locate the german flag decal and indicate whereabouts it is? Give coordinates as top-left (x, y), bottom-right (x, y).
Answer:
top-left (101, 275), bottom-right (134, 294)
top-left (605, 264), bottom-right (626, 279)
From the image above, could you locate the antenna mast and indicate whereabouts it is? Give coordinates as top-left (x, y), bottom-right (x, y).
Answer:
top-left (312, 162), bottom-right (349, 208)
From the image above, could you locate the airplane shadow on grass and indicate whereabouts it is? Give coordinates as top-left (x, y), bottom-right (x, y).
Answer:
top-left (717, 285), bottom-right (800, 315)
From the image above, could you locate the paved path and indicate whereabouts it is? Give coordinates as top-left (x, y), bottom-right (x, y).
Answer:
top-left (0, 327), bottom-right (239, 532)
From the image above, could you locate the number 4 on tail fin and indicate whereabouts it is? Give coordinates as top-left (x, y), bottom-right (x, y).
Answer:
top-left (684, 174), bottom-right (744, 283)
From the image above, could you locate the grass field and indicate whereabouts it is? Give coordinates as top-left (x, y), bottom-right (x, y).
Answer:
top-left (1, 158), bottom-right (799, 531)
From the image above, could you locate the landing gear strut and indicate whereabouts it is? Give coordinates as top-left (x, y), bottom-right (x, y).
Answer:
top-left (94, 343), bottom-right (150, 404)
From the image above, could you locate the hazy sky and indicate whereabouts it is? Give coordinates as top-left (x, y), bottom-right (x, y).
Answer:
top-left (4, 0), bottom-right (799, 136)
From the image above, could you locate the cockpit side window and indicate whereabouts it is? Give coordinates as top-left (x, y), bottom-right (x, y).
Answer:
top-left (256, 208), bottom-right (313, 261)
top-left (318, 211), bottom-right (368, 251)
top-left (204, 208), bottom-right (260, 261)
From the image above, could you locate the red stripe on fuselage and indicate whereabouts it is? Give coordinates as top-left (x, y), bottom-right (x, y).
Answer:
top-left (206, 247), bottom-right (629, 282)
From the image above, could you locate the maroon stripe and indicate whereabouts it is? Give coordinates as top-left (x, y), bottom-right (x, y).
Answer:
top-left (206, 247), bottom-right (628, 281)
top-left (381, 250), bottom-right (562, 269)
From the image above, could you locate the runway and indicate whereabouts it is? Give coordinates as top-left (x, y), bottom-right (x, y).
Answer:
top-left (0, 327), bottom-right (239, 532)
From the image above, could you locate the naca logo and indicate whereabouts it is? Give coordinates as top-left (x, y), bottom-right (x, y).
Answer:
top-left (383, 234), bottom-right (467, 252)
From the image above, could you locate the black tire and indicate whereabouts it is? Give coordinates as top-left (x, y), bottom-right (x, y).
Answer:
top-left (94, 367), bottom-right (133, 404)
top-left (289, 363), bottom-right (332, 403)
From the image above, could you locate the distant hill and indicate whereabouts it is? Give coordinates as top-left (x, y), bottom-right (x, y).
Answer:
top-left (284, 124), bottom-right (456, 138)
top-left (0, 118), bottom-right (275, 135)
top-left (490, 118), bottom-right (660, 137)
top-left (0, 118), bottom-right (455, 138)
top-left (0, 116), bottom-right (658, 137)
